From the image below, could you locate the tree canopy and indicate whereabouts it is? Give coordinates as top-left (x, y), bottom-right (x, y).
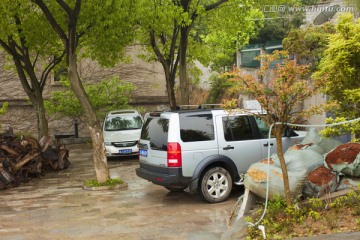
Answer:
top-left (136, 0), bottom-right (261, 108)
top-left (45, 77), bottom-right (136, 121)
top-left (312, 13), bottom-right (360, 137)
top-left (283, 23), bottom-right (335, 66)
top-left (0, 0), bottom-right (64, 139)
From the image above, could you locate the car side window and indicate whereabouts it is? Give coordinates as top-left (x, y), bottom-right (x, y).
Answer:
top-left (254, 117), bottom-right (275, 139)
top-left (180, 113), bottom-right (214, 142)
top-left (222, 116), bottom-right (254, 141)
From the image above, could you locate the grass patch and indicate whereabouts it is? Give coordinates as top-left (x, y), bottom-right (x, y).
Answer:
top-left (83, 178), bottom-right (124, 187)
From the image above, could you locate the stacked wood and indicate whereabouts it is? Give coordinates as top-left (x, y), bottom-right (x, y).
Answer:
top-left (0, 129), bottom-right (70, 190)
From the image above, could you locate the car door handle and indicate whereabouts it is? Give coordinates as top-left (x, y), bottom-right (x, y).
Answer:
top-left (223, 145), bottom-right (234, 150)
top-left (263, 143), bottom-right (274, 147)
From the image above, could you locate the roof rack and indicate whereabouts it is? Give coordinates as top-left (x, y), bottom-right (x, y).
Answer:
top-left (176, 104), bottom-right (224, 110)
top-left (200, 104), bottom-right (223, 109)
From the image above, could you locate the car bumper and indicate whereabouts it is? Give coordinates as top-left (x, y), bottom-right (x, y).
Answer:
top-left (105, 145), bottom-right (139, 156)
top-left (135, 163), bottom-right (191, 188)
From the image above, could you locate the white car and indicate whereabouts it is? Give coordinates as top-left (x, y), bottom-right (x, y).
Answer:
top-left (103, 110), bottom-right (143, 157)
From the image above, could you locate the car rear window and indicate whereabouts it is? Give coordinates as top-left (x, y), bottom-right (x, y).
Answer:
top-left (180, 113), bottom-right (214, 142)
top-left (141, 117), bottom-right (169, 151)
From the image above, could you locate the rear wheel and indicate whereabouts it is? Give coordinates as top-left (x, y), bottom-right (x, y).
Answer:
top-left (165, 186), bottom-right (186, 192)
top-left (199, 167), bottom-right (233, 203)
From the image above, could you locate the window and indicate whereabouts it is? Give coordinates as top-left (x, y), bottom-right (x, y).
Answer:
top-left (141, 117), bottom-right (169, 151)
top-left (180, 114), bottom-right (214, 142)
top-left (240, 49), bottom-right (261, 68)
top-left (223, 116), bottom-right (254, 141)
top-left (265, 45), bottom-right (283, 68)
top-left (254, 117), bottom-right (273, 139)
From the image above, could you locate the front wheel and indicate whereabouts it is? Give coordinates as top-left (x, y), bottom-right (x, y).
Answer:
top-left (199, 167), bottom-right (233, 203)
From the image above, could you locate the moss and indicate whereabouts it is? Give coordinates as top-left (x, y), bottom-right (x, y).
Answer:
top-left (83, 178), bottom-right (124, 187)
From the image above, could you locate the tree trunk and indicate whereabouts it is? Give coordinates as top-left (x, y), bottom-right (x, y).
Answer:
top-left (12, 56), bottom-right (49, 140)
top-left (32, 78), bottom-right (48, 139)
top-left (165, 70), bottom-right (177, 110)
top-left (88, 125), bottom-right (109, 183)
top-left (179, 26), bottom-right (190, 105)
top-left (275, 129), bottom-right (292, 206)
top-left (32, 0), bottom-right (109, 183)
top-left (34, 98), bottom-right (49, 140)
top-left (68, 51), bottom-right (110, 183)
top-left (149, 30), bottom-right (178, 110)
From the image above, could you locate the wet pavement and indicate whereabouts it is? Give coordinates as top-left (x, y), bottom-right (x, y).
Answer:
top-left (0, 143), bottom-right (240, 240)
top-left (2, 143), bottom-right (360, 240)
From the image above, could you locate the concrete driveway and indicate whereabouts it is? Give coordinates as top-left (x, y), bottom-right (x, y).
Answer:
top-left (0, 143), bottom-right (240, 240)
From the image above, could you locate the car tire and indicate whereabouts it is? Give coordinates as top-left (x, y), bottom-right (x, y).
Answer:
top-left (165, 186), bottom-right (186, 192)
top-left (199, 167), bottom-right (233, 203)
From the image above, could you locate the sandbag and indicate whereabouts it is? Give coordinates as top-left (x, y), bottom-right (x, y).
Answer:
top-left (318, 138), bottom-right (343, 154)
top-left (301, 128), bottom-right (342, 153)
top-left (272, 149), bottom-right (324, 172)
top-left (337, 176), bottom-right (360, 191)
top-left (324, 143), bottom-right (360, 177)
top-left (259, 158), bottom-right (274, 165)
top-left (288, 143), bottom-right (325, 155)
top-left (302, 165), bottom-right (338, 198)
top-left (301, 128), bottom-right (322, 145)
top-left (244, 162), bottom-right (307, 199)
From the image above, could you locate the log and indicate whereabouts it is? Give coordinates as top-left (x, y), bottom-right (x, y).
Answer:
top-left (10, 152), bottom-right (39, 172)
top-left (21, 136), bottom-right (40, 151)
top-left (0, 129), bottom-right (70, 190)
top-left (39, 136), bottom-right (52, 152)
top-left (0, 144), bottom-right (20, 157)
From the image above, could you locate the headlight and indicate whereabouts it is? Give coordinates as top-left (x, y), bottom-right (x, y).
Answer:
top-left (104, 142), bottom-right (112, 146)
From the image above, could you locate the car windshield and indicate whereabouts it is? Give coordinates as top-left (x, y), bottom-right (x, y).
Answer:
top-left (104, 115), bottom-right (142, 131)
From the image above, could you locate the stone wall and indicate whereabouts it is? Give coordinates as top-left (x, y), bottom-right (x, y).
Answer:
top-left (0, 45), bottom-right (169, 138)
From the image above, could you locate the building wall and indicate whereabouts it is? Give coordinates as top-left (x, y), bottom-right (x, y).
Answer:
top-left (0, 45), bottom-right (170, 138)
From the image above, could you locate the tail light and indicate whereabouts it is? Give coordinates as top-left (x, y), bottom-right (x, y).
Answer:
top-left (167, 142), bottom-right (182, 167)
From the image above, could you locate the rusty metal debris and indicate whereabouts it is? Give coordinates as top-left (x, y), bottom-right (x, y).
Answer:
top-left (0, 128), bottom-right (70, 190)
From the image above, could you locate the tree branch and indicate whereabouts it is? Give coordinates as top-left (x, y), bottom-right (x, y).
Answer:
top-left (205, 0), bottom-right (228, 11)
top-left (32, 0), bottom-right (68, 42)
top-left (149, 30), bottom-right (168, 68)
top-left (0, 39), bottom-right (19, 59)
top-left (40, 50), bottom-right (66, 89)
top-left (55, 0), bottom-right (73, 16)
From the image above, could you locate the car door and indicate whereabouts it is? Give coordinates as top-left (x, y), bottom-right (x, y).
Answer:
top-left (253, 116), bottom-right (305, 159)
top-left (215, 114), bottom-right (262, 174)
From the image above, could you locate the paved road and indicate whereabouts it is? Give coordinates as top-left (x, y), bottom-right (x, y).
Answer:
top-left (0, 143), bottom-right (240, 240)
top-left (2, 143), bottom-right (360, 240)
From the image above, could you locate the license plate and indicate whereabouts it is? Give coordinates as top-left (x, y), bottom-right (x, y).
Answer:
top-left (139, 149), bottom-right (148, 157)
top-left (119, 149), bottom-right (132, 154)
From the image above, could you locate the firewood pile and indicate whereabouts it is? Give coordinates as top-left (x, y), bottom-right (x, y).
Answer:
top-left (0, 128), bottom-right (70, 190)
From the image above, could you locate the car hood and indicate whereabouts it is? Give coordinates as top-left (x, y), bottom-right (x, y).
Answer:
top-left (103, 129), bottom-right (141, 142)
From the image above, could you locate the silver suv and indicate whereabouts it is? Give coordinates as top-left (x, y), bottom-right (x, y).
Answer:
top-left (136, 106), bottom-right (305, 203)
